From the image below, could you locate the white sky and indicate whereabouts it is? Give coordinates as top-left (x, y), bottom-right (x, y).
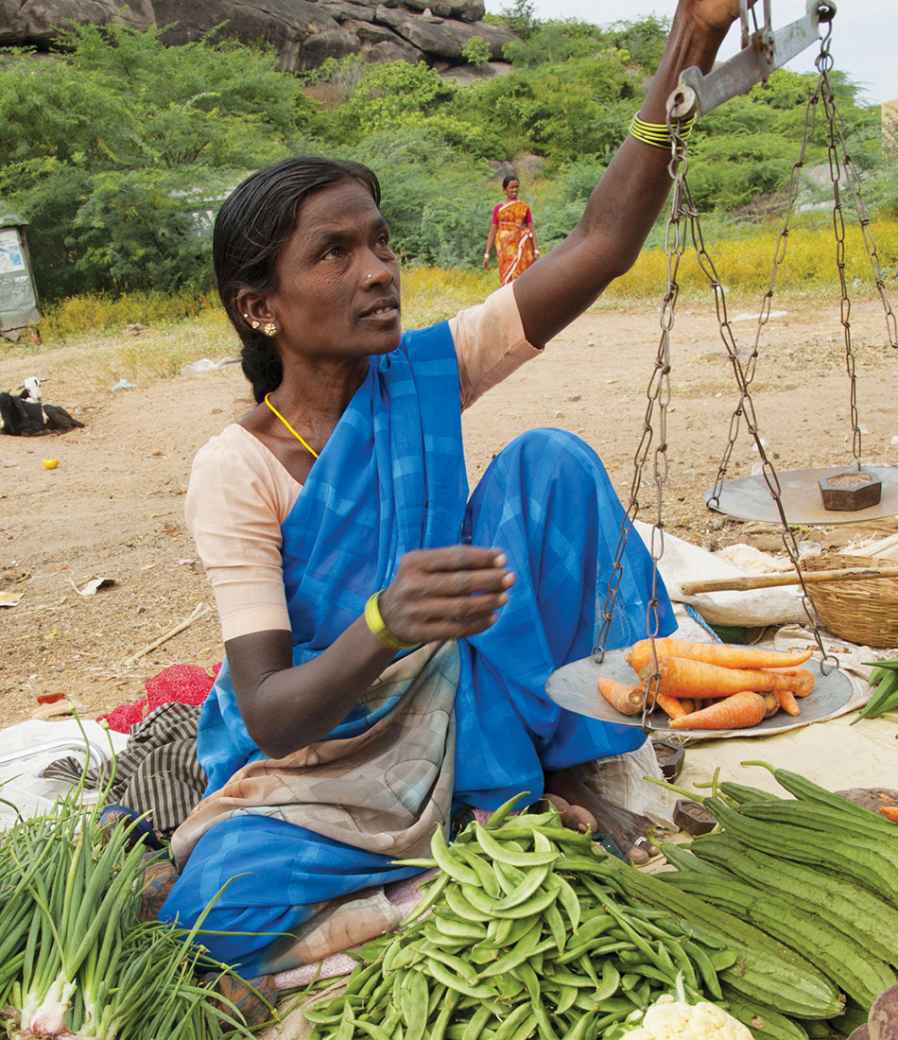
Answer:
top-left (484, 0), bottom-right (896, 104)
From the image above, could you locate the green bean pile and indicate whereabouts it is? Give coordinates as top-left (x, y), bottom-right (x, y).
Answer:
top-left (306, 796), bottom-right (737, 1040)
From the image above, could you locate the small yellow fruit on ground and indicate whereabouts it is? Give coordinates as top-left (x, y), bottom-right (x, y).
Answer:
top-left (41, 458), bottom-right (60, 470)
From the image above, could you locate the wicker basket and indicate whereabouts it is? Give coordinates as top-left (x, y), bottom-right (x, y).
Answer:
top-left (803, 553), bottom-right (898, 648)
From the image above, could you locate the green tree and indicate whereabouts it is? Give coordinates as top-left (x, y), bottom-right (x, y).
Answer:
top-left (462, 37), bottom-right (491, 68)
top-left (0, 26), bottom-right (311, 299)
top-left (498, 0), bottom-right (537, 40)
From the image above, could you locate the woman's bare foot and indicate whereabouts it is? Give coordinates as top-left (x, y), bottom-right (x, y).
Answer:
top-left (545, 765), bottom-right (659, 865)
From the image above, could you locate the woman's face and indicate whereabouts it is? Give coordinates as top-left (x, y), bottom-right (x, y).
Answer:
top-left (504, 179), bottom-right (520, 200)
top-left (259, 179), bottom-right (402, 362)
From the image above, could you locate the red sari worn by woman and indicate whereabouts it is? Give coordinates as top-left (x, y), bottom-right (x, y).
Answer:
top-left (484, 177), bottom-right (538, 285)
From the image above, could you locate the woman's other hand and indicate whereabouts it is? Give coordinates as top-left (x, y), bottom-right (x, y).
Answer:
top-left (483, 252), bottom-right (491, 270)
top-left (379, 546), bottom-right (515, 643)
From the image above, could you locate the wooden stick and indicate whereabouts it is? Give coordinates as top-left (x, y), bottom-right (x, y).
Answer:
top-left (121, 602), bottom-right (211, 669)
top-left (681, 565), bottom-right (898, 595)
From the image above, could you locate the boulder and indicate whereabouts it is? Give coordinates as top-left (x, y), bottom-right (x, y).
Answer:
top-left (374, 4), bottom-right (511, 60)
top-left (320, 0), bottom-right (376, 24)
top-left (0, 0), bottom-right (516, 70)
top-left (153, 0), bottom-right (340, 71)
top-left (0, 0), bottom-right (154, 45)
top-left (343, 17), bottom-right (417, 62)
top-left (363, 38), bottom-right (421, 64)
top-left (402, 0), bottom-right (484, 22)
top-left (302, 26), bottom-right (362, 66)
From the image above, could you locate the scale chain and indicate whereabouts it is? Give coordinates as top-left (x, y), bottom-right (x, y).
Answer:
top-left (819, 45), bottom-right (898, 351)
top-left (592, 120), bottom-right (687, 717)
top-left (677, 134), bottom-right (836, 670)
top-left (817, 31), bottom-right (863, 472)
top-left (708, 59), bottom-right (820, 508)
top-left (709, 14), bottom-right (898, 502)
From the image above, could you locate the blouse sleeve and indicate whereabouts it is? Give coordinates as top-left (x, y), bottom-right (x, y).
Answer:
top-left (491, 203), bottom-right (502, 226)
top-left (185, 430), bottom-right (295, 642)
top-left (449, 284), bottom-right (542, 410)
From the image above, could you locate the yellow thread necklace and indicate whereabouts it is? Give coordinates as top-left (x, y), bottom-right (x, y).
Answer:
top-left (264, 393), bottom-right (319, 460)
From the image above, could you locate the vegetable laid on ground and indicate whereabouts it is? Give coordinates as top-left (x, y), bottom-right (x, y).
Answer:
top-left (304, 798), bottom-right (761, 1040)
top-left (0, 790), bottom-right (263, 1040)
top-left (650, 763), bottom-right (898, 1034)
top-left (857, 659), bottom-right (898, 722)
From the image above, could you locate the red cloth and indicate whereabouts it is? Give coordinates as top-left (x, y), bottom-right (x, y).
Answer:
top-left (100, 663), bottom-right (220, 734)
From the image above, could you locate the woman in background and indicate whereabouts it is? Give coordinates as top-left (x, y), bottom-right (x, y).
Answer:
top-left (483, 174), bottom-right (539, 284)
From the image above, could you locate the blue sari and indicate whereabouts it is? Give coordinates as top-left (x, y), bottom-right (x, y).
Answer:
top-left (160, 320), bottom-right (674, 976)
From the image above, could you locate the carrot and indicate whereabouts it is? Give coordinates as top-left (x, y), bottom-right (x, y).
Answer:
top-left (879, 806), bottom-right (898, 824)
top-left (656, 694), bottom-right (693, 720)
top-left (776, 668), bottom-right (816, 698)
top-left (652, 657), bottom-right (814, 699)
top-left (625, 637), bottom-right (813, 676)
top-left (670, 692), bottom-right (767, 731)
top-left (774, 688), bottom-right (801, 718)
top-left (762, 693), bottom-right (779, 718)
top-left (597, 676), bottom-right (645, 717)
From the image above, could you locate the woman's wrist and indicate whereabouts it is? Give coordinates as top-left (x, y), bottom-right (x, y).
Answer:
top-left (366, 589), bottom-right (417, 651)
top-left (637, 10), bottom-right (728, 124)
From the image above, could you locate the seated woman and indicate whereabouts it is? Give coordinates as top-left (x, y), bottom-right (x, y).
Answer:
top-left (160, 0), bottom-right (745, 982)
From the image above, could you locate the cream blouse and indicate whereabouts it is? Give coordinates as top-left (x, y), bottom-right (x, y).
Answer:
top-left (186, 284), bottom-right (541, 642)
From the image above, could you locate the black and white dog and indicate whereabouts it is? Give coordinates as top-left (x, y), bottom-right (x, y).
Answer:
top-left (0, 378), bottom-right (83, 436)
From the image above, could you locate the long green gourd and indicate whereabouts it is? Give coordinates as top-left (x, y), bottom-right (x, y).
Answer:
top-left (666, 871), bottom-right (897, 1008)
top-left (691, 835), bottom-right (898, 969)
top-left (705, 798), bottom-right (898, 903)
top-left (603, 863), bottom-right (844, 1019)
top-left (724, 993), bottom-right (811, 1040)
top-left (737, 800), bottom-right (898, 850)
top-left (742, 762), bottom-right (898, 825)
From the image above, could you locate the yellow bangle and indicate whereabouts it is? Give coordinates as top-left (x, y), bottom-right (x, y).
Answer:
top-left (364, 591), bottom-right (416, 652)
top-left (629, 114), bottom-right (696, 150)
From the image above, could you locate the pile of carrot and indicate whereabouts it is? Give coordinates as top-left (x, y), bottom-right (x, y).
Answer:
top-left (597, 637), bottom-right (816, 731)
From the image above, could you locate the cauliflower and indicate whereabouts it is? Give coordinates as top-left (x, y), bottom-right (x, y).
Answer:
top-left (624, 994), bottom-right (753, 1040)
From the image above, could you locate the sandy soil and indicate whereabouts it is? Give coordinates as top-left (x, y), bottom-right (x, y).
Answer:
top-left (2, 294), bottom-right (897, 725)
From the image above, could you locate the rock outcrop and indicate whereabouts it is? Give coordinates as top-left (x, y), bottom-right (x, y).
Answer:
top-left (0, 0), bottom-right (516, 70)
top-left (0, 0), bottom-right (154, 46)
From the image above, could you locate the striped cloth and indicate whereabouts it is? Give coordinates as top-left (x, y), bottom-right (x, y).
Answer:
top-left (42, 701), bottom-right (205, 836)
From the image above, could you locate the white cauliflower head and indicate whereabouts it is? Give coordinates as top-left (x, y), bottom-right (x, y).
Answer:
top-left (624, 994), bottom-right (752, 1039)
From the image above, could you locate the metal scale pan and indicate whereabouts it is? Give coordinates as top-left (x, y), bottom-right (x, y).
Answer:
top-left (546, 652), bottom-right (854, 740)
top-left (705, 465), bottom-right (898, 525)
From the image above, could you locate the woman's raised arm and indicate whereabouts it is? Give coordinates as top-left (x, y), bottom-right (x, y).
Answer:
top-left (513, 0), bottom-right (747, 348)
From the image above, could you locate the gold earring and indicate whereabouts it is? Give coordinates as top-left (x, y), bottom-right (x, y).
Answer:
top-left (261, 321), bottom-right (279, 338)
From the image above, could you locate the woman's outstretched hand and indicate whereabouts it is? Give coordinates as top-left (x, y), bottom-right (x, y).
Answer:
top-left (379, 547), bottom-right (515, 643)
top-left (684, 0), bottom-right (754, 35)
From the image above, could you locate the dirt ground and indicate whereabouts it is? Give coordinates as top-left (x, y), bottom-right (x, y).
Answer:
top-left (3, 293), bottom-right (898, 726)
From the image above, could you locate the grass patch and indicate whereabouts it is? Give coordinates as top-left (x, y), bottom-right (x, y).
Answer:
top-left (39, 290), bottom-right (219, 342)
top-left (34, 268), bottom-right (496, 347)
top-left (605, 220), bottom-right (898, 301)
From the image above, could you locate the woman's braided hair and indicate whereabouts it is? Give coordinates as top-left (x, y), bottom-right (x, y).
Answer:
top-left (213, 156), bottom-right (382, 402)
